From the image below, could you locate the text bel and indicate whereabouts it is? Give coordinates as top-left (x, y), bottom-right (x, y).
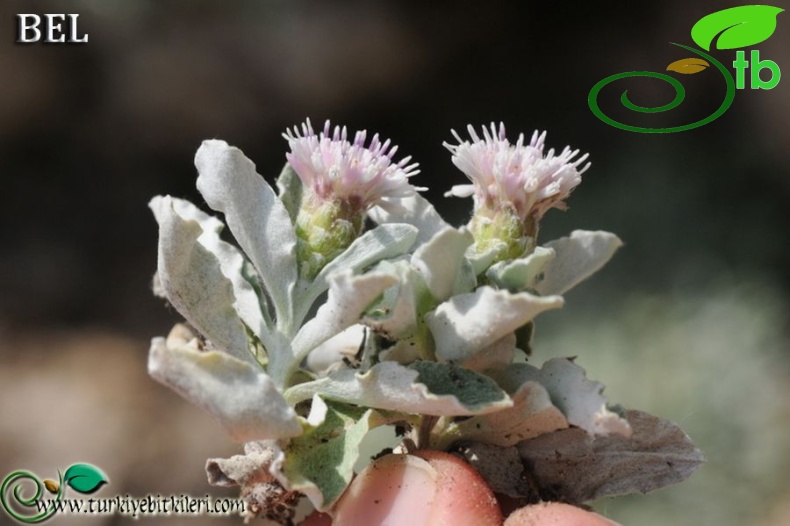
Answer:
top-left (16, 14), bottom-right (88, 44)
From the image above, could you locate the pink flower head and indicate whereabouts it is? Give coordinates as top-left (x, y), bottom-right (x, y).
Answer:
top-left (444, 123), bottom-right (590, 220)
top-left (284, 119), bottom-right (423, 212)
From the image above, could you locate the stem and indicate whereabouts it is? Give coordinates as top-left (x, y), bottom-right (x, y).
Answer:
top-left (426, 417), bottom-right (464, 452)
top-left (417, 415), bottom-right (439, 450)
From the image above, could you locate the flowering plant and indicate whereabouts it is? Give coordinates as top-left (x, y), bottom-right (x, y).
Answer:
top-left (148, 120), bottom-right (702, 524)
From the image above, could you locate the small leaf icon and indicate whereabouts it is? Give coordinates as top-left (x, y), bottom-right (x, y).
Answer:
top-left (43, 479), bottom-right (60, 494)
top-left (691, 5), bottom-right (784, 51)
top-left (666, 57), bottom-right (710, 74)
top-left (63, 464), bottom-right (108, 494)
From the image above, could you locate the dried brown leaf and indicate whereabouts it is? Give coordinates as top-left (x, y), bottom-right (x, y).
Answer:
top-left (516, 410), bottom-right (704, 502)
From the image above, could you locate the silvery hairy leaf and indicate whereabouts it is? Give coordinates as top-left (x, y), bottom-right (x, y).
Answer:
top-left (293, 224), bottom-right (418, 328)
top-left (458, 332), bottom-right (516, 371)
top-left (367, 193), bottom-right (450, 247)
top-left (273, 270), bottom-right (398, 386)
top-left (485, 246), bottom-right (555, 292)
top-left (410, 226), bottom-right (475, 300)
top-left (283, 360), bottom-right (511, 416)
top-left (148, 328), bottom-right (301, 442)
top-left (195, 140), bottom-right (298, 333)
top-left (492, 358), bottom-right (631, 437)
top-left (362, 260), bottom-right (419, 342)
top-left (305, 324), bottom-right (366, 376)
top-left (535, 230), bottom-right (622, 296)
top-left (432, 380), bottom-right (568, 450)
top-left (426, 286), bottom-right (564, 364)
top-left (275, 162), bottom-right (303, 224)
top-left (150, 195), bottom-right (262, 364)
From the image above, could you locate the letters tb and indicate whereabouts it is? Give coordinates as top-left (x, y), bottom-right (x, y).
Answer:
top-left (732, 50), bottom-right (780, 90)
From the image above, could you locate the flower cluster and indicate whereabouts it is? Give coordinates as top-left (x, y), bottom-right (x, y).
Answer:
top-left (284, 119), bottom-right (422, 210)
top-left (445, 123), bottom-right (589, 220)
top-left (445, 123), bottom-right (590, 261)
top-left (284, 120), bottom-right (423, 279)
top-left (148, 120), bottom-right (702, 524)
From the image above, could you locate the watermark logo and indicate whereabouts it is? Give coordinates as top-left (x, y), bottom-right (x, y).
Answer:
top-left (2, 464), bottom-right (245, 523)
top-left (1, 463), bottom-right (108, 523)
top-left (588, 5), bottom-right (784, 133)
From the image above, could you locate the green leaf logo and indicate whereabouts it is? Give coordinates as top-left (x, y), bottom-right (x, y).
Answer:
top-left (63, 464), bottom-right (108, 494)
top-left (691, 5), bottom-right (784, 51)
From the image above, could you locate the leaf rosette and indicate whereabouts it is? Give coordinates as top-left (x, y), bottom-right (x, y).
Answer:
top-left (148, 126), bottom-right (703, 521)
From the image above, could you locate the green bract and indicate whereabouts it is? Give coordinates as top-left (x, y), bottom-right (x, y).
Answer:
top-left (149, 132), bottom-right (702, 523)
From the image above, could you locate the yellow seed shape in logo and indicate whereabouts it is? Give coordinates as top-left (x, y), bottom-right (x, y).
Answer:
top-left (43, 479), bottom-right (60, 493)
top-left (666, 57), bottom-right (710, 74)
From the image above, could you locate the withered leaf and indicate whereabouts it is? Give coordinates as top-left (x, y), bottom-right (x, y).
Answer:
top-left (457, 442), bottom-right (531, 499)
top-left (517, 410), bottom-right (704, 503)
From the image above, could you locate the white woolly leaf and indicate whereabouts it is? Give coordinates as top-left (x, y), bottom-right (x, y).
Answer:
top-left (486, 246), bottom-right (555, 292)
top-left (148, 335), bottom-right (301, 442)
top-left (195, 140), bottom-right (298, 332)
top-left (289, 271), bottom-right (398, 368)
top-left (459, 333), bottom-right (516, 372)
top-left (493, 358), bottom-right (631, 437)
top-left (535, 230), bottom-right (622, 295)
top-left (150, 195), bottom-right (258, 364)
top-left (466, 242), bottom-right (506, 276)
top-left (305, 324), bottom-right (366, 376)
top-left (432, 380), bottom-right (568, 449)
top-left (284, 361), bottom-right (511, 416)
top-left (426, 286), bottom-right (563, 364)
top-left (362, 260), bottom-right (419, 341)
top-left (411, 227), bottom-right (475, 300)
top-left (367, 193), bottom-right (450, 247)
top-left (275, 162), bottom-right (303, 224)
top-left (294, 224), bottom-right (418, 327)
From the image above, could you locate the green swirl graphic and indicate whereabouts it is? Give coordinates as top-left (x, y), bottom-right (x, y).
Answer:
top-left (588, 43), bottom-right (736, 133)
top-left (1, 470), bottom-right (62, 523)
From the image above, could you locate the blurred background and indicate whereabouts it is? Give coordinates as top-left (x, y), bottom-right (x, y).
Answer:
top-left (1, 1), bottom-right (788, 525)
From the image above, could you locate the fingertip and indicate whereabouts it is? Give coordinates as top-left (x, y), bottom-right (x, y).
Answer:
top-left (412, 450), bottom-right (502, 526)
top-left (331, 451), bottom-right (502, 526)
top-left (504, 502), bottom-right (620, 526)
top-left (333, 453), bottom-right (438, 526)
